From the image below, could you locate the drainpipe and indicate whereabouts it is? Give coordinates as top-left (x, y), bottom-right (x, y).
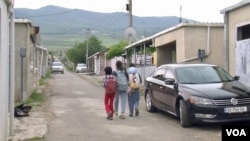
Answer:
top-left (143, 43), bottom-right (146, 84)
top-left (40, 50), bottom-right (44, 76)
top-left (206, 26), bottom-right (211, 55)
top-left (8, 4), bottom-right (15, 138)
top-left (223, 13), bottom-right (229, 71)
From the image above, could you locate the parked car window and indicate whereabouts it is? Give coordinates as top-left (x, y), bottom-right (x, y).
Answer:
top-left (164, 70), bottom-right (174, 79)
top-left (52, 62), bottom-right (62, 66)
top-left (176, 66), bottom-right (233, 84)
top-left (77, 63), bottom-right (86, 67)
top-left (153, 69), bottom-right (165, 80)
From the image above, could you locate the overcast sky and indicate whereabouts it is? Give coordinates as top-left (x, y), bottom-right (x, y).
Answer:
top-left (14, 0), bottom-right (242, 22)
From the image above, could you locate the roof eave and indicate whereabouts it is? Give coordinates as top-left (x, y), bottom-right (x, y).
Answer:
top-left (220, 0), bottom-right (250, 14)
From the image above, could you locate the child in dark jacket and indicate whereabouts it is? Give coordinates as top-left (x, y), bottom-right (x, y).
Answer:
top-left (103, 66), bottom-right (117, 120)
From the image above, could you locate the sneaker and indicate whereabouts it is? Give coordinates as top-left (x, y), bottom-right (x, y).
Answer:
top-left (110, 112), bottom-right (114, 120)
top-left (135, 109), bottom-right (139, 116)
top-left (109, 116), bottom-right (113, 120)
top-left (107, 112), bottom-right (113, 120)
top-left (129, 113), bottom-right (133, 117)
top-left (119, 114), bottom-right (125, 119)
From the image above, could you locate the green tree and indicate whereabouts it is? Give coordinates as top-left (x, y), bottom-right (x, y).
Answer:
top-left (66, 36), bottom-right (105, 65)
top-left (106, 41), bottom-right (128, 60)
top-left (88, 36), bottom-right (105, 56)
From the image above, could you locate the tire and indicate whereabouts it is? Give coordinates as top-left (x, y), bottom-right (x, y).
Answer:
top-left (145, 91), bottom-right (157, 112)
top-left (179, 100), bottom-right (192, 127)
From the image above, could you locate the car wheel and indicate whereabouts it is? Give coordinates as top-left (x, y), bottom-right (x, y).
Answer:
top-left (145, 91), bottom-right (157, 112)
top-left (179, 100), bottom-right (192, 127)
top-left (62, 71), bottom-right (64, 74)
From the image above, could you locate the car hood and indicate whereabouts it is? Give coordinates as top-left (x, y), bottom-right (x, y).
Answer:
top-left (180, 81), bottom-right (250, 99)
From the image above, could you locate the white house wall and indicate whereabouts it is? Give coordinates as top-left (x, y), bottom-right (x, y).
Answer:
top-left (0, 1), bottom-right (10, 140)
top-left (110, 56), bottom-right (123, 71)
top-left (225, 4), bottom-right (250, 75)
top-left (94, 56), bottom-right (100, 75)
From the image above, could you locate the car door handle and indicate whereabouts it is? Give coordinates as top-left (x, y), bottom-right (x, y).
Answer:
top-left (159, 86), bottom-right (164, 89)
top-left (149, 83), bottom-right (153, 86)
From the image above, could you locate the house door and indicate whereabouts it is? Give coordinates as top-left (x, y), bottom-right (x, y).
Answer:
top-left (235, 39), bottom-right (250, 86)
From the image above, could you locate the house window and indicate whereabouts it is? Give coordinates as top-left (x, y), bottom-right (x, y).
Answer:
top-left (237, 24), bottom-right (250, 41)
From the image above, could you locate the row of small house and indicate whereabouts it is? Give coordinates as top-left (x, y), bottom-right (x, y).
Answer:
top-left (1, 1), bottom-right (51, 140)
top-left (88, 0), bottom-right (250, 86)
top-left (15, 19), bottom-right (50, 102)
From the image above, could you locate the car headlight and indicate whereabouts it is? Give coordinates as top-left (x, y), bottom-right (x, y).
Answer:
top-left (190, 96), bottom-right (213, 105)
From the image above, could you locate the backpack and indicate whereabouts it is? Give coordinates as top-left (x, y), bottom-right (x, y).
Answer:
top-left (116, 71), bottom-right (128, 91)
top-left (129, 73), bottom-right (142, 91)
top-left (105, 76), bottom-right (117, 95)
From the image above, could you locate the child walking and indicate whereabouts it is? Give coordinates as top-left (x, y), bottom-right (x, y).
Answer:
top-left (103, 66), bottom-right (117, 120)
top-left (113, 60), bottom-right (129, 119)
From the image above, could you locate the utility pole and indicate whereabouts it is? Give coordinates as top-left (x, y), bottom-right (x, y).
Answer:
top-left (125, 0), bottom-right (134, 68)
top-left (127, 0), bottom-right (132, 27)
top-left (85, 28), bottom-right (91, 68)
top-left (179, 4), bottom-right (182, 23)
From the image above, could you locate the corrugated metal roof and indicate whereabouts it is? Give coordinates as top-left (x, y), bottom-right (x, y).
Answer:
top-left (88, 48), bottom-right (109, 59)
top-left (36, 45), bottom-right (47, 51)
top-left (125, 36), bottom-right (153, 49)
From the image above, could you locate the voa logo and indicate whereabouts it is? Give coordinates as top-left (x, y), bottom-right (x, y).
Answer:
top-left (226, 129), bottom-right (246, 136)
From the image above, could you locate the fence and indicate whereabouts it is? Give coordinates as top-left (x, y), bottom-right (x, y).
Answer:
top-left (136, 65), bottom-right (156, 84)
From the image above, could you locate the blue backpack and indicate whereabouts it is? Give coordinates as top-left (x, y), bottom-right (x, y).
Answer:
top-left (116, 71), bottom-right (128, 91)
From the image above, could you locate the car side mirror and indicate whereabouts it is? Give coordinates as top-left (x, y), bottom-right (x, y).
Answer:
top-left (164, 78), bottom-right (175, 85)
top-left (164, 78), bottom-right (179, 92)
top-left (234, 76), bottom-right (240, 81)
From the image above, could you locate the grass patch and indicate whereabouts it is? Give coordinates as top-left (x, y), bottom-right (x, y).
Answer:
top-left (45, 70), bottom-right (51, 78)
top-left (39, 70), bottom-right (51, 86)
top-left (23, 91), bottom-right (46, 107)
top-left (23, 136), bottom-right (45, 141)
top-left (15, 91), bottom-right (46, 107)
top-left (39, 78), bottom-right (46, 86)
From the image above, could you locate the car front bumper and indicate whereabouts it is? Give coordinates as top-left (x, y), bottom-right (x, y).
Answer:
top-left (189, 104), bottom-right (250, 123)
top-left (52, 68), bottom-right (64, 72)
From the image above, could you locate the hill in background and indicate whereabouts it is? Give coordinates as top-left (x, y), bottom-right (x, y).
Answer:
top-left (14, 5), bottom-right (194, 51)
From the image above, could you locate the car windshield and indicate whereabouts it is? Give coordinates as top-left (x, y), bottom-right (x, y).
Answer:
top-left (52, 62), bottom-right (62, 66)
top-left (77, 64), bottom-right (86, 67)
top-left (176, 66), bottom-right (234, 84)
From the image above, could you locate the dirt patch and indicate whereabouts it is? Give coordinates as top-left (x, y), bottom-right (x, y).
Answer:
top-left (11, 78), bottom-right (54, 141)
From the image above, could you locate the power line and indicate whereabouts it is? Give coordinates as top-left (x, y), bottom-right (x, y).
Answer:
top-left (104, 0), bottom-right (127, 29)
